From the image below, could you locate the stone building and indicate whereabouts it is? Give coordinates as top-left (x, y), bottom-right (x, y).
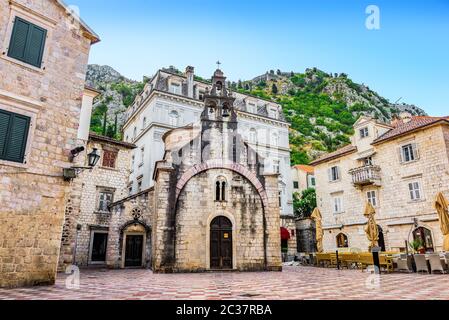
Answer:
top-left (58, 133), bottom-right (136, 269)
top-left (94, 69), bottom-right (283, 272)
top-left (310, 114), bottom-right (449, 253)
top-left (0, 0), bottom-right (98, 287)
top-left (291, 164), bottom-right (315, 194)
top-left (122, 66), bottom-right (294, 216)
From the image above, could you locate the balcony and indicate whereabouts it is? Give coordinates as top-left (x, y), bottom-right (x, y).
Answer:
top-left (349, 165), bottom-right (381, 187)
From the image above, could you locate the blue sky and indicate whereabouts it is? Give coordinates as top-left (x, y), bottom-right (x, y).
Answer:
top-left (71, 0), bottom-right (449, 116)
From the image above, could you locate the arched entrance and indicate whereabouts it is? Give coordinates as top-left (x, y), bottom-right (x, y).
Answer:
top-left (377, 225), bottom-right (386, 252)
top-left (413, 226), bottom-right (434, 253)
top-left (210, 216), bottom-right (233, 269)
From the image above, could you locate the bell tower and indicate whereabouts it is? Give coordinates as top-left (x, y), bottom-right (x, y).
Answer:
top-left (202, 67), bottom-right (236, 122)
top-left (200, 66), bottom-right (239, 162)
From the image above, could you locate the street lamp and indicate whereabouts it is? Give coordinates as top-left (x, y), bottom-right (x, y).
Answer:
top-left (63, 147), bottom-right (101, 181)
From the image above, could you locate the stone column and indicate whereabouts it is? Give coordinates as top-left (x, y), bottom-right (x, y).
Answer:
top-left (263, 173), bottom-right (282, 271)
top-left (152, 163), bottom-right (176, 273)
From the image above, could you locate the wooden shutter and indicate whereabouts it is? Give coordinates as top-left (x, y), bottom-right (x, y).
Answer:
top-left (8, 17), bottom-right (46, 68)
top-left (412, 143), bottom-right (420, 160)
top-left (0, 110), bottom-right (30, 163)
top-left (398, 146), bottom-right (404, 163)
top-left (25, 24), bottom-right (47, 67)
top-left (7, 17), bottom-right (30, 61)
top-left (328, 168), bottom-right (332, 182)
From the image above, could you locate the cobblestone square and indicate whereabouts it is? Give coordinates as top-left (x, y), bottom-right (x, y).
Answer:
top-left (1, 266), bottom-right (449, 300)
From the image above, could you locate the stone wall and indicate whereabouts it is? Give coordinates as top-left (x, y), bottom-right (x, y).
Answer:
top-left (58, 138), bottom-right (134, 270)
top-left (0, 0), bottom-right (94, 287)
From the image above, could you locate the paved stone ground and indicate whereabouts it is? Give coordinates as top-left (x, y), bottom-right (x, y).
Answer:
top-left (1, 266), bottom-right (449, 300)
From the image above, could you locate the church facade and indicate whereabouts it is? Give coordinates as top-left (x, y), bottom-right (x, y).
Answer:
top-left (122, 66), bottom-right (294, 216)
top-left (98, 69), bottom-right (283, 272)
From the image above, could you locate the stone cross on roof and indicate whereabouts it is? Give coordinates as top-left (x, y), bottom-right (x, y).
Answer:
top-left (216, 60), bottom-right (221, 69)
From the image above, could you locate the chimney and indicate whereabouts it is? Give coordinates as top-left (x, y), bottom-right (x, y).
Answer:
top-left (399, 111), bottom-right (412, 124)
top-left (185, 66), bottom-right (194, 98)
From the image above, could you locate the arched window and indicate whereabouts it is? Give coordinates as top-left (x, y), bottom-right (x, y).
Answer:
top-left (249, 128), bottom-right (257, 144)
top-left (336, 233), bottom-right (349, 248)
top-left (215, 177), bottom-right (227, 202)
top-left (169, 110), bottom-right (179, 126)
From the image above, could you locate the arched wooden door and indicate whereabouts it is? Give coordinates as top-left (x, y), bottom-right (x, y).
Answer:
top-left (210, 216), bottom-right (233, 269)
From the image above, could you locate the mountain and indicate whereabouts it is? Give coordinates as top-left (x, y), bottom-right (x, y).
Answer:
top-left (86, 65), bottom-right (427, 164)
top-left (86, 64), bottom-right (146, 138)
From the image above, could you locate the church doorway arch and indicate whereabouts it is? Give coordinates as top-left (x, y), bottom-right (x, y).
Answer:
top-left (210, 216), bottom-right (233, 270)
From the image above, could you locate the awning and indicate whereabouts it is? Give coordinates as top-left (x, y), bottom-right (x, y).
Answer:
top-left (355, 149), bottom-right (376, 160)
top-left (281, 227), bottom-right (291, 240)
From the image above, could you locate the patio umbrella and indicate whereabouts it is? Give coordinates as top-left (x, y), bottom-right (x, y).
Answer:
top-left (364, 202), bottom-right (379, 251)
top-left (311, 208), bottom-right (324, 253)
top-left (435, 192), bottom-right (449, 251)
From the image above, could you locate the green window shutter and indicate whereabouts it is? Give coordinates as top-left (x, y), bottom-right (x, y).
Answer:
top-left (7, 17), bottom-right (47, 68)
top-left (7, 17), bottom-right (30, 61)
top-left (0, 111), bottom-right (12, 157)
top-left (24, 24), bottom-right (47, 67)
top-left (0, 110), bottom-right (30, 163)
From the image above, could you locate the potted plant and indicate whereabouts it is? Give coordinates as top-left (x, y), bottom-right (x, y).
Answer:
top-left (409, 239), bottom-right (424, 254)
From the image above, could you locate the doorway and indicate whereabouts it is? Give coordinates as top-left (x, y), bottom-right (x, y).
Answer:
top-left (210, 216), bottom-right (233, 269)
top-left (125, 235), bottom-right (144, 267)
top-left (413, 227), bottom-right (434, 253)
top-left (90, 231), bottom-right (108, 264)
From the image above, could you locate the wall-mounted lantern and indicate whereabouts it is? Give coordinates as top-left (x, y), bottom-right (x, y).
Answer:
top-left (63, 147), bottom-right (101, 181)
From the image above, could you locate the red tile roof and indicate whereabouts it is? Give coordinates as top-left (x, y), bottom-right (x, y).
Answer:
top-left (372, 116), bottom-right (449, 145)
top-left (309, 144), bottom-right (358, 166)
top-left (293, 165), bottom-right (315, 174)
top-left (89, 132), bottom-right (137, 149)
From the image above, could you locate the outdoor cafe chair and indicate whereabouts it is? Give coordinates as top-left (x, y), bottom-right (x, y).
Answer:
top-left (428, 253), bottom-right (445, 274)
top-left (414, 254), bottom-right (430, 274)
top-left (396, 257), bottom-right (412, 273)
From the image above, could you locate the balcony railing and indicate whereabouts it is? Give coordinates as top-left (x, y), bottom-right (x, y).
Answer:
top-left (349, 165), bottom-right (381, 186)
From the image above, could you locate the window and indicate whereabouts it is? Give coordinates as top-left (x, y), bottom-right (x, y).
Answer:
top-left (137, 180), bottom-right (143, 192)
top-left (139, 147), bottom-right (145, 166)
top-left (409, 181), bottom-right (422, 201)
top-left (0, 109), bottom-right (30, 163)
top-left (328, 166), bottom-right (340, 182)
top-left (169, 110), bottom-right (179, 126)
top-left (336, 233), bottom-right (349, 248)
top-left (333, 196), bottom-right (343, 213)
top-left (293, 181), bottom-right (299, 189)
top-left (367, 190), bottom-right (377, 206)
top-left (128, 186), bottom-right (133, 195)
top-left (198, 90), bottom-right (205, 101)
top-left (131, 155), bottom-right (135, 171)
top-left (98, 191), bottom-right (113, 212)
top-left (102, 150), bottom-right (118, 168)
top-left (142, 117), bottom-right (147, 130)
top-left (170, 83), bottom-right (181, 95)
top-left (308, 175), bottom-right (316, 188)
top-left (133, 127), bottom-right (137, 140)
top-left (273, 160), bottom-right (280, 174)
top-left (359, 127), bottom-right (369, 139)
top-left (279, 191), bottom-right (282, 207)
top-left (401, 143), bottom-right (418, 163)
top-left (215, 177), bottom-right (227, 202)
top-left (249, 128), bottom-right (257, 144)
top-left (363, 157), bottom-right (374, 166)
top-left (8, 17), bottom-right (47, 68)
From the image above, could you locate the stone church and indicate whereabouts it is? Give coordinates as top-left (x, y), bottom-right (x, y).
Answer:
top-left (93, 69), bottom-right (282, 272)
